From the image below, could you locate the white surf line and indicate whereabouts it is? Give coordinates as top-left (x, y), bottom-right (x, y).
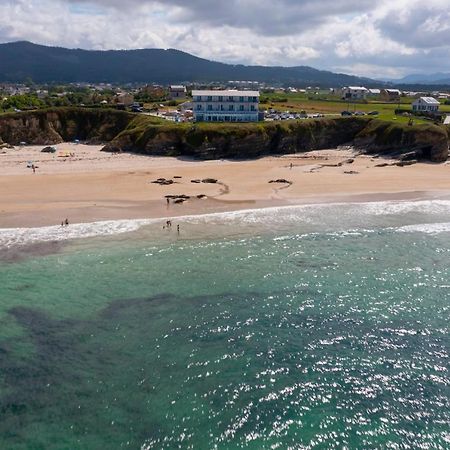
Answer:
top-left (1, 199), bottom-right (450, 248)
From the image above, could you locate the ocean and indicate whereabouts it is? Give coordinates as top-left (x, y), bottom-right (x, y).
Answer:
top-left (0, 200), bottom-right (449, 449)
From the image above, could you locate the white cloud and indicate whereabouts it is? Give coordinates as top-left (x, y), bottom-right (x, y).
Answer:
top-left (0, 0), bottom-right (450, 78)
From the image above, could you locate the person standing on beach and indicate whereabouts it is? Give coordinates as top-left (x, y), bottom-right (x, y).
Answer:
top-left (166, 198), bottom-right (170, 207)
top-left (177, 224), bottom-right (180, 235)
top-left (32, 164), bottom-right (36, 174)
top-left (65, 218), bottom-right (69, 226)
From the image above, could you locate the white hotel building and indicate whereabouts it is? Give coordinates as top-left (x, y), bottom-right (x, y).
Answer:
top-left (192, 90), bottom-right (260, 122)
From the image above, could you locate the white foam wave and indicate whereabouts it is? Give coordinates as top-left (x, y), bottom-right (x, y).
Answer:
top-left (356, 199), bottom-right (450, 216)
top-left (396, 222), bottom-right (450, 234)
top-left (1, 199), bottom-right (450, 248)
top-left (0, 218), bottom-right (157, 248)
top-left (186, 199), bottom-right (450, 222)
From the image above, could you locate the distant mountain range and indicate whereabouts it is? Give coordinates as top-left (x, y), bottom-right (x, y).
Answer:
top-left (393, 73), bottom-right (450, 86)
top-left (0, 41), bottom-right (379, 87)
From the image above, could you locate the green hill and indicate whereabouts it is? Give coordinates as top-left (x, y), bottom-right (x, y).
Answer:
top-left (0, 41), bottom-right (376, 86)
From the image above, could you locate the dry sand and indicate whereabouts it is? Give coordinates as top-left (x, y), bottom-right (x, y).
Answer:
top-left (1, 143), bottom-right (450, 228)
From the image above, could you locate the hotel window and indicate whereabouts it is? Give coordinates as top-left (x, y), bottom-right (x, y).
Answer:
top-left (251, 105), bottom-right (255, 111)
top-left (197, 104), bottom-right (202, 110)
top-left (218, 96), bottom-right (223, 102)
top-left (229, 104), bottom-right (234, 111)
top-left (239, 105), bottom-right (244, 111)
top-left (207, 96), bottom-right (212, 101)
top-left (196, 96), bottom-right (202, 101)
top-left (207, 104), bottom-right (212, 111)
top-left (229, 96), bottom-right (234, 101)
top-left (239, 96), bottom-right (244, 102)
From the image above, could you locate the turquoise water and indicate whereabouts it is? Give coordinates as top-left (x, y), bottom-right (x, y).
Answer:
top-left (0, 201), bottom-right (449, 449)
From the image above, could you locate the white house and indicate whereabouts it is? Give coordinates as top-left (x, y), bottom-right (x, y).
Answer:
top-left (192, 90), bottom-right (260, 122)
top-left (341, 86), bottom-right (368, 100)
top-left (368, 88), bottom-right (381, 96)
top-left (412, 97), bottom-right (440, 113)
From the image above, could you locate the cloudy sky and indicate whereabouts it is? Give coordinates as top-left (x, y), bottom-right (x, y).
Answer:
top-left (1, 0), bottom-right (450, 78)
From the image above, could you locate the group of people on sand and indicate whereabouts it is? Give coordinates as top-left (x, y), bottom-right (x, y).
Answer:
top-left (163, 220), bottom-right (180, 234)
top-left (60, 218), bottom-right (69, 227)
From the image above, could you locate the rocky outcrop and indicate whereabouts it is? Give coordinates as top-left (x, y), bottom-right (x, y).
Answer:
top-left (104, 117), bottom-right (449, 163)
top-left (103, 117), bottom-right (372, 160)
top-left (354, 120), bottom-right (449, 163)
top-left (0, 108), bottom-right (134, 145)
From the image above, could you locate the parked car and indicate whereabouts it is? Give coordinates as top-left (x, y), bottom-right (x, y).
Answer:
top-left (341, 111), bottom-right (353, 116)
top-left (354, 111), bottom-right (366, 116)
top-left (367, 111), bottom-right (379, 115)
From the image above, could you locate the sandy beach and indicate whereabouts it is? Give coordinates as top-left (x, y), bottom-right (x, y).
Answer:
top-left (1, 143), bottom-right (450, 228)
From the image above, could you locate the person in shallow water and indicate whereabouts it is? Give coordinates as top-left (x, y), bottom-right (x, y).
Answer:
top-left (65, 218), bottom-right (69, 226)
top-left (177, 224), bottom-right (180, 234)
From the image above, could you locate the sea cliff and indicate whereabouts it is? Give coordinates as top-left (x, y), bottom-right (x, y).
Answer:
top-left (0, 108), bottom-right (448, 162)
top-left (0, 108), bottom-right (134, 145)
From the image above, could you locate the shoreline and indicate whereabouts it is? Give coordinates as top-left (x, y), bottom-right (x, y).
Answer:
top-left (1, 189), bottom-right (450, 230)
top-left (1, 143), bottom-right (450, 230)
top-left (2, 193), bottom-right (450, 252)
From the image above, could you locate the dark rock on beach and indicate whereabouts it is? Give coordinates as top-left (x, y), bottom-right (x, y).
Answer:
top-left (152, 178), bottom-right (174, 185)
top-left (395, 160), bottom-right (418, 167)
top-left (41, 146), bottom-right (57, 153)
top-left (269, 179), bottom-right (292, 184)
top-left (165, 194), bottom-right (190, 200)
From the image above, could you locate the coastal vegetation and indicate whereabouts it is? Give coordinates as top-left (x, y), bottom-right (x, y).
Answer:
top-left (0, 107), bottom-right (448, 162)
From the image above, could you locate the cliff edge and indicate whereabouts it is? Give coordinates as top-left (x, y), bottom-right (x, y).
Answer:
top-left (0, 108), bottom-right (448, 162)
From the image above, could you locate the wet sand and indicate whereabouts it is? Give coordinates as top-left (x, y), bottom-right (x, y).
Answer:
top-left (1, 143), bottom-right (450, 228)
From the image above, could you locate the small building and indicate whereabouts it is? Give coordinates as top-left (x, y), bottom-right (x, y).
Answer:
top-left (168, 85), bottom-right (187, 100)
top-left (192, 90), bottom-right (260, 122)
top-left (412, 97), bottom-right (440, 113)
top-left (114, 92), bottom-right (134, 106)
top-left (341, 86), bottom-right (368, 100)
top-left (367, 88), bottom-right (381, 97)
top-left (36, 90), bottom-right (49, 99)
top-left (380, 89), bottom-right (401, 102)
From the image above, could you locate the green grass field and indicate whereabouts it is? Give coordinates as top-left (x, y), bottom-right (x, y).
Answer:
top-left (260, 92), bottom-right (450, 125)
